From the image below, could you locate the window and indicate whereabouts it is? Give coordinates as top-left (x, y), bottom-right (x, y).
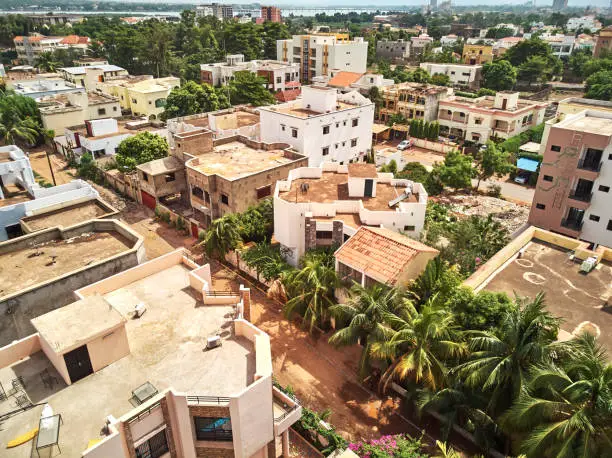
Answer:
top-left (335, 122), bottom-right (339, 128)
top-left (113, 106), bottom-right (117, 111)
top-left (599, 185), bottom-right (610, 193)
top-left (281, 124), bottom-right (286, 131)
top-left (141, 171), bottom-right (149, 182)
top-left (194, 417), bottom-right (233, 441)
top-left (135, 429), bottom-right (169, 458)
top-left (403, 225), bottom-right (416, 231)
top-left (164, 173), bottom-right (175, 183)
top-left (256, 184), bottom-right (271, 199)
top-left (132, 98), bottom-right (137, 104)
top-left (98, 108), bottom-right (106, 116)
top-left (276, 76), bottom-right (281, 83)
top-left (474, 118), bottom-right (482, 125)
top-left (343, 120), bottom-right (347, 126)
top-left (590, 214), bottom-right (601, 222)
top-left (536, 203), bottom-right (546, 210)
top-left (316, 230), bottom-right (332, 239)
top-left (551, 145), bottom-right (561, 152)
top-left (352, 118), bottom-right (359, 127)
top-left (608, 220), bottom-right (612, 231)
top-left (609, 153), bottom-right (612, 160)
top-left (322, 146), bottom-right (329, 156)
top-left (192, 186), bottom-right (204, 199)
top-left (291, 128), bottom-right (298, 138)
top-left (351, 138), bottom-right (357, 147)
top-left (543, 175), bottom-right (553, 182)
top-left (323, 125), bottom-right (330, 135)
top-left (220, 194), bottom-right (229, 205)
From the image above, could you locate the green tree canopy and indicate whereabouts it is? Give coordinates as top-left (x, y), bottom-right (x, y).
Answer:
top-left (436, 150), bottom-right (476, 191)
top-left (474, 141), bottom-right (515, 189)
top-left (228, 71), bottom-right (275, 106)
top-left (517, 55), bottom-right (554, 86)
top-left (161, 81), bottom-right (230, 120)
top-left (585, 70), bottom-right (612, 101)
top-left (0, 90), bottom-right (46, 146)
top-left (115, 131), bottom-right (168, 172)
top-left (431, 73), bottom-right (451, 87)
top-left (482, 60), bottom-right (517, 91)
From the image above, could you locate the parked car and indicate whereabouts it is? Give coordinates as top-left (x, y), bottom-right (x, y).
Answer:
top-left (397, 139), bottom-right (412, 150)
top-left (514, 172), bottom-right (530, 184)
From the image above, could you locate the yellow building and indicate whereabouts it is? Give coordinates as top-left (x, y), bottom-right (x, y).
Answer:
top-left (462, 44), bottom-right (494, 65)
top-left (97, 76), bottom-right (180, 120)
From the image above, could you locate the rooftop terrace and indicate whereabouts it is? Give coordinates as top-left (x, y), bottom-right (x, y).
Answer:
top-left (187, 140), bottom-right (300, 180)
top-left (0, 260), bottom-right (255, 457)
top-left (20, 199), bottom-right (117, 233)
top-left (556, 110), bottom-right (612, 136)
top-left (483, 239), bottom-right (612, 351)
top-left (279, 171), bottom-right (418, 211)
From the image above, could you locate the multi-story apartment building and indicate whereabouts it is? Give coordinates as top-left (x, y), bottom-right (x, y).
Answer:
top-left (552, 0), bottom-right (568, 11)
top-left (13, 34), bottom-right (90, 65)
top-left (258, 86), bottom-right (375, 166)
top-left (276, 33), bottom-right (368, 83)
top-left (438, 91), bottom-right (547, 144)
top-left (194, 3), bottom-right (233, 19)
top-left (375, 39), bottom-right (410, 63)
top-left (410, 34), bottom-right (434, 59)
top-left (378, 82), bottom-right (450, 125)
top-left (274, 162), bottom-right (428, 265)
top-left (462, 44), bottom-right (494, 65)
top-left (97, 76), bottom-right (180, 120)
top-left (184, 135), bottom-right (307, 226)
top-left (259, 6), bottom-right (282, 23)
top-left (567, 15), bottom-right (601, 32)
top-left (541, 34), bottom-right (575, 58)
top-left (594, 26), bottom-right (612, 57)
top-left (200, 54), bottom-right (299, 92)
top-left (38, 90), bottom-right (121, 132)
top-left (529, 110), bottom-right (612, 248)
top-left (0, 247), bottom-right (302, 457)
top-left (419, 63), bottom-right (482, 90)
top-left (58, 64), bottom-right (128, 89)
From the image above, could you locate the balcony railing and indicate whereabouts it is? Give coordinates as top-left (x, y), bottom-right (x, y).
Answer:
top-left (568, 192), bottom-right (593, 203)
top-left (561, 218), bottom-right (583, 231)
top-left (186, 396), bottom-right (230, 405)
top-left (577, 159), bottom-right (602, 172)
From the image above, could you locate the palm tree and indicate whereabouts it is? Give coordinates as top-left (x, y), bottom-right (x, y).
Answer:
top-left (453, 293), bottom-right (559, 416)
top-left (503, 333), bottom-right (612, 458)
top-left (328, 284), bottom-right (408, 378)
top-left (282, 249), bottom-right (338, 332)
top-left (370, 303), bottom-right (466, 392)
top-left (199, 215), bottom-right (242, 260)
top-left (0, 117), bottom-right (39, 145)
top-left (36, 51), bottom-right (60, 72)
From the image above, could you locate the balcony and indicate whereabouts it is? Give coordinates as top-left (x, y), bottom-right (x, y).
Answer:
top-left (568, 191), bottom-right (593, 203)
top-left (577, 159), bottom-right (602, 172)
top-left (273, 386), bottom-right (302, 436)
top-left (561, 218), bottom-right (583, 231)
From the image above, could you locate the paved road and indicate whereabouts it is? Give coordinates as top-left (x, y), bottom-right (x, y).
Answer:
top-left (473, 178), bottom-right (535, 205)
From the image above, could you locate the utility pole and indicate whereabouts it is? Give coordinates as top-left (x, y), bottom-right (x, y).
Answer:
top-left (45, 149), bottom-right (57, 186)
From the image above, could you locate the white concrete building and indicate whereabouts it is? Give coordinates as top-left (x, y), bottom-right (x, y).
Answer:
top-left (13, 34), bottom-right (90, 65)
top-left (258, 86), bottom-right (374, 166)
top-left (440, 34), bottom-right (460, 46)
top-left (438, 92), bottom-right (547, 144)
top-left (567, 16), bottom-right (602, 32)
top-left (200, 54), bottom-right (299, 91)
top-left (277, 34), bottom-right (368, 83)
top-left (9, 78), bottom-right (83, 99)
top-left (273, 162), bottom-right (428, 265)
top-left (0, 145), bottom-right (37, 201)
top-left (541, 34), bottom-right (575, 58)
top-left (58, 65), bottom-right (128, 89)
top-left (419, 63), bottom-right (482, 89)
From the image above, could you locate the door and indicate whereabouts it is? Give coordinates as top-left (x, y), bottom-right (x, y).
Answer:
top-left (364, 179), bottom-right (374, 197)
top-left (141, 190), bottom-right (156, 210)
top-left (191, 222), bottom-right (199, 239)
top-left (63, 345), bottom-right (94, 384)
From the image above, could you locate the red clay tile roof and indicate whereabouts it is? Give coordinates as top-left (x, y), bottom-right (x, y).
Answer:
top-left (275, 88), bottom-right (301, 103)
top-left (335, 226), bottom-right (439, 285)
top-left (328, 71), bottom-right (363, 88)
top-left (348, 163), bottom-right (377, 178)
top-left (60, 35), bottom-right (90, 45)
top-left (285, 81), bottom-right (300, 88)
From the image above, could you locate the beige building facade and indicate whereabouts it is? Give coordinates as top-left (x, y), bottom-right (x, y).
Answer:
top-left (378, 82), bottom-right (450, 124)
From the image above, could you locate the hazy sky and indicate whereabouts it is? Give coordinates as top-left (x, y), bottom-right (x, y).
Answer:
top-left (117, 0), bottom-right (606, 5)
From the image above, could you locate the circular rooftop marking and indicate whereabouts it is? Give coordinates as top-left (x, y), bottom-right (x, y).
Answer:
top-left (573, 321), bottom-right (601, 338)
top-left (515, 259), bottom-right (533, 268)
top-left (523, 272), bottom-right (546, 285)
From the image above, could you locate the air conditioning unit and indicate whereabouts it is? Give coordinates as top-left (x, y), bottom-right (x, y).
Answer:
top-left (206, 335), bottom-right (222, 350)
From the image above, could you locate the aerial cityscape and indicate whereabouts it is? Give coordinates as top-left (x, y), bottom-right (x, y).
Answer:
top-left (0, 1), bottom-right (611, 457)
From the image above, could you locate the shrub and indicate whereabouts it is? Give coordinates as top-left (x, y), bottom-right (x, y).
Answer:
top-left (348, 433), bottom-right (428, 457)
top-left (160, 211), bottom-right (171, 224)
top-left (487, 183), bottom-right (502, 197)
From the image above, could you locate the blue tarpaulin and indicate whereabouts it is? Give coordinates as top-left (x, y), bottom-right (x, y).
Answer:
top-left (517, 157), bottom-right (539, 172)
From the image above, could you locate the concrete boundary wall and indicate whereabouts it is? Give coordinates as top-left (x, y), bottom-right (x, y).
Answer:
top-left (0, 333), bottom-right (41, 368)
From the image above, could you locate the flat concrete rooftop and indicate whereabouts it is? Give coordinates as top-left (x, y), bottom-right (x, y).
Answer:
top-left (279, 171), bottom-right (416, 211)
top-left (190, 141), bottom-right (294, 180)
top-left (0, 264), bottom-right (254, 457)
top-left (271, 100), bottom-right (358, 118)
top-left (559, 113), bottom-right (612, 136)
top-left (0, 230), bottom-right (132, 300)
top-left (484, 240), bottom-right (612, 352)
top-left (20, 200), bottom-right (115, 233)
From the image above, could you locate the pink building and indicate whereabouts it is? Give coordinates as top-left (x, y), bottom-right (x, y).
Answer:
top-left (529, 110), bottom-right (612, 248)
top-left (259, 6), bottom-right (282, 23)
